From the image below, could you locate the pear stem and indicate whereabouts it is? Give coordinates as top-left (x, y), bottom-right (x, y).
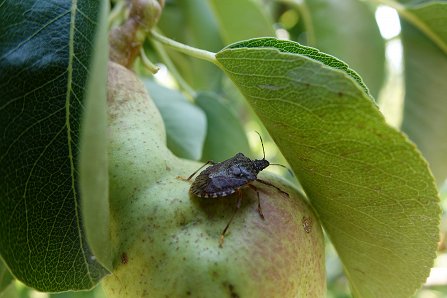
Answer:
top-left (140, 47), bottom-right (160, 74)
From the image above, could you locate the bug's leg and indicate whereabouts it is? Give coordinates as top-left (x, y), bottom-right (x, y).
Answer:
top-left (219, 190), bottom-right (242, 248)
top-left (247, 184), bottom-right (264, 220)
top-left (182, 160), bottom-right (215, 181)
top-left (256, 178), bottom-right (289, 197)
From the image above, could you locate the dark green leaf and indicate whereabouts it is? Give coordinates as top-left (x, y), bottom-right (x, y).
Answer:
top-left (147, 81), bottom-right (207, 160)
top-left (0, 0), bottom-right (109, 291)
top-left (302, 0), bottom-right (385, 98)
top-left (196, 92), bottom-right (251, 161)
top-left (216, 38), bottom-right (440, 298)
top-left (399, 2), bottom-right (447, 184)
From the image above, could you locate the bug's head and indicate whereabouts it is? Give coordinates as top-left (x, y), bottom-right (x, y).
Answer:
top-left (254, 131), bottom-right (294, 176)
top-left (254, 158), bottom-right (270, 173)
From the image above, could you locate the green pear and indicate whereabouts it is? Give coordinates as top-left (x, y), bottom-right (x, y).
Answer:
top-left (102, 61), bottom-right (326, 298)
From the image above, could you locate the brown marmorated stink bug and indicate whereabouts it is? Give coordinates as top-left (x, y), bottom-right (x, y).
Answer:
top-left (185, 132), bottom-right (289, 247)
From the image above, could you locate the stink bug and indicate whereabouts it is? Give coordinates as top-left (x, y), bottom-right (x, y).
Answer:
top-left (186, 132), bottom-right (289, 246)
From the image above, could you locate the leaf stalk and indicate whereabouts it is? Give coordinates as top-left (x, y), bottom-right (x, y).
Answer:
top-left (150, 31), bottom-right (219, 66)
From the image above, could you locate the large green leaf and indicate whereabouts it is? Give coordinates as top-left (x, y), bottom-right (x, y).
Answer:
top-left (216, 38), bottom-right (440, 297)
top-left (0, 0), bottom-right (109, 291)
top-left (301, 0), bottom-right (385, 98)
top-left (398, 1), bottom-right (447, 184)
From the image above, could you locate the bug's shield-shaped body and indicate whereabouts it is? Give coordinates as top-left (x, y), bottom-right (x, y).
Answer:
top-left (190, 153), bottom-right (269, 198)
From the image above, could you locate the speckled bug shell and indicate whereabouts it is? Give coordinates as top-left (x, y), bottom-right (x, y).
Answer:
top-left (190, 153), bottom-right (269, 198)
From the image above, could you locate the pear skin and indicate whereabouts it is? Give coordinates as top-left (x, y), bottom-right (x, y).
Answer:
top-left (103, 62), bottom-right (326, 298)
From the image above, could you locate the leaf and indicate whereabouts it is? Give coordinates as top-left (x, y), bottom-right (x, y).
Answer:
top-left (0, 262), bottom-right (13, 295)
top-left (157, 0), bottom-right (223, 90)
top-left (216, 38), bottom-right (440, 297)
top-left (50, 284), bottom-right (107, 298)
top-left (224, 38), bottom-right (370, 95)
top-left (0, 0), bottom-right (109, 291)
top-left (146, 80), bottom-right (207, 160)
top-left (177, 0), bottom-right (224, 53)
top-left (398, 1), bottom-right (447, 184)
top-left (195, 92), bottom-right (251, 162)
top-left (0, 283), bottom-right (18, 298)
top-left (79, 0), bottom-right (112, 271)
top-left (208, 0), bottom-right (276, 44)
top-left (301, 0), bottom-right (385, 98)
top-left (402, 1), bottom-right (447, 52)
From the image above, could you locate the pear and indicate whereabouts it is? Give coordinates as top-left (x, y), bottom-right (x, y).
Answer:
top-left (102, 61), bottom-right (326, 297)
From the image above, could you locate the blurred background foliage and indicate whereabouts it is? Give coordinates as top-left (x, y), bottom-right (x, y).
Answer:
top-left (3, 0), bottom-right (445, 297)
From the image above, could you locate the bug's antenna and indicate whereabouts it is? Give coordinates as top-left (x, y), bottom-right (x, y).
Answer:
top-left (270, 163), bottom-right (295, 177)
top-left (255, 131), bottom-right (266, 160)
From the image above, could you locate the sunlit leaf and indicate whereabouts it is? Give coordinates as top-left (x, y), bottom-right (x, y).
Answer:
top-left (216, 38), bottom-right (440, 298)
